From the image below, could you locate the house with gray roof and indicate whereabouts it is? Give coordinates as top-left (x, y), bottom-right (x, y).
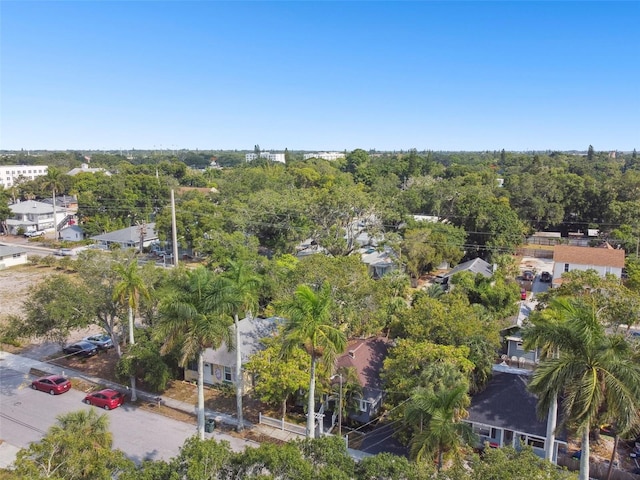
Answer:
top-left (184, 316), bottom-right (280, 394)
top-left (0, 245), bottom-right (28, 269)
top-left (465, 368), bottom-right (566, 463)
top-left (7, 200), bottom-right (72, 235)
top-left (435, 257), bottom-right (494, 287)
top-left (90, 223), bottom-right (158, 250)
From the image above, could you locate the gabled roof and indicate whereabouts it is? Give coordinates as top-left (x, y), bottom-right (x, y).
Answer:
top-left (336, 337), bottom-right (390, 402)
top-left (90, 223), bottom-right (157, 244)
top-left (442, 257), bottom-right (493, 280)
top-left (467, 371), bottom-right (550, 438)
top-left (553, 245), bottom-right (625, 268)
top-left (60, 225), bottom-right (84, 234)
top-left (0, 245), bottom-right (27, 259)
top-left (203, 316), bottom-right (280, 366)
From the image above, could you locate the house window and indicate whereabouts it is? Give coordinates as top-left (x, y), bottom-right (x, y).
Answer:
top-left (605, 266), bottom-right (612, 274)
top-left (187, 361), bottom-right (197, 371)
top-left (358, 399), bottom-right (368, 412)
top-left (527, 436), bottom-right (545, 449)
top-left (223, 366), bottom-right (232, 383)
top-left (564, 263), bottom-right (569, 272)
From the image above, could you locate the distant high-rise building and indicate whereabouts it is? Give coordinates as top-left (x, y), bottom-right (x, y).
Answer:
top-left (245, 152), bottom-right (286, 163)
top-left (0, 165), bottom-right (48, 188)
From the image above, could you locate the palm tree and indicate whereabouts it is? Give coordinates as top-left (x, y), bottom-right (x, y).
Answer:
top-left (524, 297), bottom-right (640, 480)
top-left (112, 260), bottom-right (150, 402)
top-left (41, 167), bottom-right (65, 239)
top-left (211, 260), bottom-right (261, 432)
top-left (156, 267), bottom-right (233, 439)
top-left (404, 383), bottom-right (476, 471)
top-left (280, 282), bottom-right (347, 438)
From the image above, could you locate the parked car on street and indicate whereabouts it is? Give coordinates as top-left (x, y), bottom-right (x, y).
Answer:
top-left (540, 271), bottom-right (552, 283)
top-left (522, 270), bottom-right (535, 281)
top-left (54, 248), bottom-right (74, 256)
top-left (84, 389), bottom-right (125, 410)
top-left (31, 375), bottom-right (71, 395)
top-left (62, 341), bottom-right (98, 358)
top-left (83, 334), bottom-right (113, 350)
top-left (520, 288), bottom-right (527, 300)
top-left (24, 230), bottom-right (45, 238)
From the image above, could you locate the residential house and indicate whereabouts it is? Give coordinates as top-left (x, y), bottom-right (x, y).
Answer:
top-left (435, 257), bottom-right (494, 287)
top-left (7, 200), bottom-right (72, 235)
top-left (331, 337), bottom-right (390, 425)
top-left (59, 225), bottom-right (85, 242)
top-left (359, 246), bottom-right (397, 279)
top-left (0, 246), bottom-right (28, 269)
top-left (465, 367), bottom-right (566, 463)
top-left (67, 163), bottom-right (111, 176)
top-left (41, 194), bottom-right (79, 211)
top-left (183, 316), bottom-right (279, 394)
top-left (0, 165), bottom-right (48, 189)
top-left (501, 325), bottom-right (540, 368)
top-left (552, 244), bottom-right (625, 285)
top-left (90, 223), bottom-right (158, 250)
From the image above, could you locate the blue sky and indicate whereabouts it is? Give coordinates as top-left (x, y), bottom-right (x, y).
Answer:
top-left (1, 1), bottom-right (638, 152)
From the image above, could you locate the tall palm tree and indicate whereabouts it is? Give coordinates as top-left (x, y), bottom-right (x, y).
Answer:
top-left (211, 260), bottom-right (262, 432)
top-left (156, 267), bottom-right (233, 439)
top-left (404, 383), bottom-right (476, 471)
top-left (41, 167), bottom-right (65, 239)
top-left (524, 297), bottom-right (640, 480)
top-left (280, 282), bottom-right (347, 438)
top-left (112, 260), bottom-right (150, 402)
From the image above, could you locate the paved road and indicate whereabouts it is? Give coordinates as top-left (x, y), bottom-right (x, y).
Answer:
top-left (0, 365), bottom-right (254, 466)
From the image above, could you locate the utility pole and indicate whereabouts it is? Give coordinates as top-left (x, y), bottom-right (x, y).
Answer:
top-left (171, 189), bottom-right (179, 267)
top-left (138, 222), bottom-right (146, 255)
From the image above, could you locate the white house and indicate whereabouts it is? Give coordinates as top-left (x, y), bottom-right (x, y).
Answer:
top-left (67, 163), bottom-right (111, 176)
top-left (59, 225), bottom-right (85, 242)
top-left (7, 200), bottom-right (72, 235)
top-left (183, 316), bottom-right (280, 394)
top-left (245, 152), bottom-right (286, 163)
top-left (0, 165), bottom-right (48, 189)
top-left (552, 244), bottom-right (625, 285)
top-left (0, 246), bottom-right (28, 269)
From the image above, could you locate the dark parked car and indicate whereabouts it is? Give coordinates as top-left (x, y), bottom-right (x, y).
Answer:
top-left (522, 270), bottom-right (535, 281)
top-left (62, 341), bottom-right (98, 358)
top-left (31, 375), bottom-right (71, 395)
top-left (540, 271), bottom-right (552, 283)
top-left (84, 389), bottom-right (125, 410)
top-left (83, 334), bottom-right (113, 350)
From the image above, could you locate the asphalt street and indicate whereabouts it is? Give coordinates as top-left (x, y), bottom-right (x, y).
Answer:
top-left (0, 364), bottom-right (254, 467)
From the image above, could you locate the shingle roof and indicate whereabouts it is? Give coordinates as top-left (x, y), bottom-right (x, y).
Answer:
top-left (336, 337), bottom-right (390, 402)
top-left (553, 245), bottom-right (625, 268)
top-left (203, 317), bottom-right (280, 366)
top-left (90, 223), bottom-right (157, 244)
top-left (442, 257), bottom-right (493, 279)
top-left (9, 200), bottom-right (54, 215)
top-left (467, 371), bottom-right (548, 437)
top-left (0, 245), bottom-right (28, 258)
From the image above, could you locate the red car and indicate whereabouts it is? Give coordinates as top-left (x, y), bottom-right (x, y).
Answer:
top-left (31, 375), bottom-right (71, 395)
top-left (520, 288), bottom-right (527, 300)
top-left (84, 389), bottom-right (125, 410)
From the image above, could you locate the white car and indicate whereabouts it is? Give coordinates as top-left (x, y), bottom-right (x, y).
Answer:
top-left (24, 230), bottom-right (45, 238)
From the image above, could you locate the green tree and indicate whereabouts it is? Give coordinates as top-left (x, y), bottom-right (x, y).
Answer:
top-left (404, 384), bottom-right (476, 471)
top-left (212, 260), bottom-right (262, 432)
top-left (12, 409), bottom-right (131, 479)
top-left (524, 297), bottom-right (640, 480)
top-left (156, 267), bottom-right (233, 439)
top-left (112, 259), bottom-right (151, 402)
top-left (280, 283), bottom-right (347, 438)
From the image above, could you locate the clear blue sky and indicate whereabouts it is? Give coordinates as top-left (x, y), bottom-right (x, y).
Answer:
top-left (1, 1), bottom-right (638, 152)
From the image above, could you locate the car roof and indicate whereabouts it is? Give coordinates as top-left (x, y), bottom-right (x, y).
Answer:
top-left (40, 375), bottom-right (65, 381)
top-left (74, 340), bottom-right (95, 347)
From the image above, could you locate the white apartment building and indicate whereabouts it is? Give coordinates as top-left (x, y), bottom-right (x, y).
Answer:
top-left (245, 152), bottom-right (286, 163)
top-left (0, 165), bottom-right (48, 188)
top-left (303, 152), bottom-right (346, 161)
